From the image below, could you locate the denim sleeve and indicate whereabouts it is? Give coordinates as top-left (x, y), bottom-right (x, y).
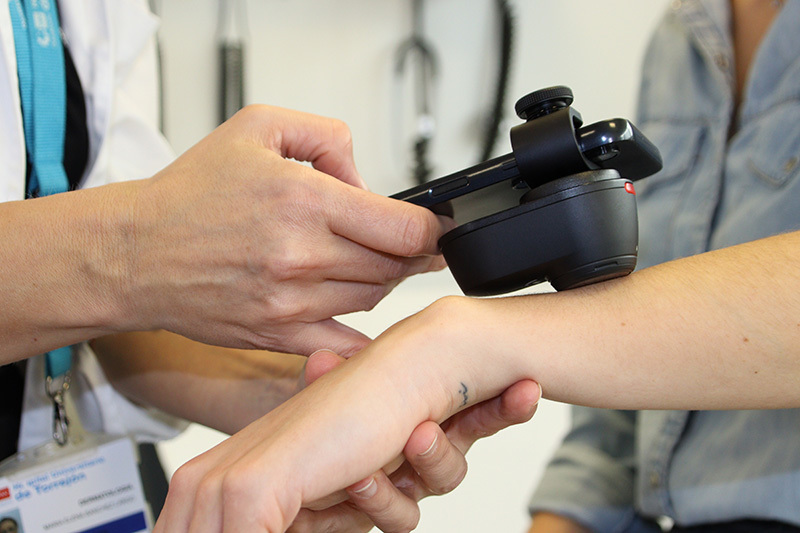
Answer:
top-left (528, 407), bottom-right (657, 533)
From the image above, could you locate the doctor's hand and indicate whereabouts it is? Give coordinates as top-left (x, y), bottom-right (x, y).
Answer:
top-left (123, 105), bottom-right (451, 356)
top-left (286, 350), bottom-right (541, 533)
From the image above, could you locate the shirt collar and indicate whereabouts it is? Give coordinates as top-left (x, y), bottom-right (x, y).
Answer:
top-left (674, 0), bottom-right (734, 90)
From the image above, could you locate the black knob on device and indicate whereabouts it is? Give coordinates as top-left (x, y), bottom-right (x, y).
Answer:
top-left (515, 86), bottom-right (574, 121)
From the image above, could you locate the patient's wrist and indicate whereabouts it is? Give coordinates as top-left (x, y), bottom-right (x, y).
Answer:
top-left (389, 295), bottom-right (497, 421)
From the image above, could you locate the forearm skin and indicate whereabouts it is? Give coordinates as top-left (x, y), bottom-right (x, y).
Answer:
top-left (458, 231), bottom-right (800, 411)
top-left (1, 182), bottom-right (143, 363)
top-left (91, 331), bottom-right (306, 434)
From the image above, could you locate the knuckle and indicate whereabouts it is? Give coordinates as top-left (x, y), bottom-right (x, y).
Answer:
top-left (328, 118), bottom-right (354, 149)
top-left (269, 245), bottom-right (310, 281)
top-left (219, 466), bottom-right (254, 503)
top-left (266, 289), bottom-right (309, 323)
top-left (194, 473), bottom-right (222, 507)
top-left (268, 245), bottom-right (302, 281)
top-left (380, 257), bottom-right (413, 282)
top-left (359, 283), bottom-right (390, 313)
top-left (396, 209), bottom-right (432, 257)
top-left (168, 459), bottom-right (227, 511)
top-left (169, 459), bottom-right (203, 496)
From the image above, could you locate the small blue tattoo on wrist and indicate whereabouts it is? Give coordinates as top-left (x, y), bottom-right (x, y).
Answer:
top-left (459, 382), bottom-right (469, 407)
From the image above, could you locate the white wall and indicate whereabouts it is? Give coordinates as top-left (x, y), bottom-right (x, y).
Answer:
top-left (153, 1), bottom-right (671, 531)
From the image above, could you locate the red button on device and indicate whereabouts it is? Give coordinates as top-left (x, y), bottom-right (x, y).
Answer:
top-left (624, 182), bottom-right (636, 195)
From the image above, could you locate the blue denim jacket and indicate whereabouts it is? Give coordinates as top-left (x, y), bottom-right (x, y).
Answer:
top-left (530, 1), bottom-right (800, 530)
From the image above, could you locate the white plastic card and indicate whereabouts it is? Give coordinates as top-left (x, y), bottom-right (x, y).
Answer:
top-left (0, 434), bottom-right (150, 533)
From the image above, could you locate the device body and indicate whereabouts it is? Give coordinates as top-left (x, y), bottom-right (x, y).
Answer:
top-left (440, 170), bottom-right (638, 295)
top-left (391, 86), bottom-right (662, 296)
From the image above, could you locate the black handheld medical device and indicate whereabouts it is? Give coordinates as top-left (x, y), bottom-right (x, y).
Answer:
top-left (391, 86), bottom-right (663, 296)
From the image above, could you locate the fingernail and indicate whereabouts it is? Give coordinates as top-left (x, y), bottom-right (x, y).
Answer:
top-left (418, 433), bottom-right (438, 457)
top-left (308, 348), bottom-right (335, 358)
top-left (350, 477), bottom-right (377, 498)
top-left (535, 382), bottom-right (543, 405)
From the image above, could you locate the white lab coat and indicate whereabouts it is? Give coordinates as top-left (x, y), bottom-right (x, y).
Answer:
top-left (0, 0), bottom-right (186, 450)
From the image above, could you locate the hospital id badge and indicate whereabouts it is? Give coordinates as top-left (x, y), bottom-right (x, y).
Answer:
top-left (0, 433), bottom-right (151, 532)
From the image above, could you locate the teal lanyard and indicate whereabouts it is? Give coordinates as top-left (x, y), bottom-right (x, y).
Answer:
top-left (9, 0), bottom-right (73, 443)
top-left (9, 0), bottom-right (69, 198)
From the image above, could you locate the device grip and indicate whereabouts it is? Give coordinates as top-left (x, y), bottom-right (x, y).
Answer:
top-left (510, 107), bottom-right (595, 188)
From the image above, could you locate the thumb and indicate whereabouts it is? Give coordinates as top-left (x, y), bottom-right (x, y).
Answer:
top-left (304, 349), bottom-right (348, 385)
top-left (252, 105), bottom-right (367, 189)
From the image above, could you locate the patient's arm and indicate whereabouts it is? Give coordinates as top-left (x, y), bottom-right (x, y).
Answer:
top-left (154, 231), bottom-right (800, 532)
top-left (94, 332), bottom-right (540, 532)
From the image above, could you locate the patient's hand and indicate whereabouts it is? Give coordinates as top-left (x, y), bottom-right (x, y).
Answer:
top-left (288, 350), bottom-right (541, 533)
top-left (154, 296), bottom-right (539, 532)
